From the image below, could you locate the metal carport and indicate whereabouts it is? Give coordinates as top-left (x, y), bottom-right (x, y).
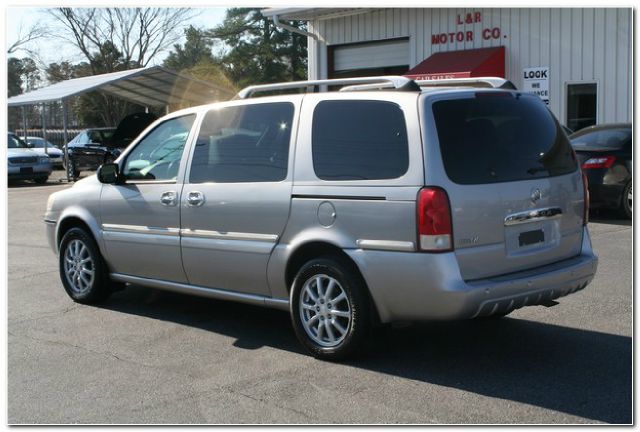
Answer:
top-left (7, 66), bottom-right (234, 181)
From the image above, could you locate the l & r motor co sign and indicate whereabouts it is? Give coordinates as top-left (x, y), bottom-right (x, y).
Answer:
top-left (431, 11), bottom-right (505, 45)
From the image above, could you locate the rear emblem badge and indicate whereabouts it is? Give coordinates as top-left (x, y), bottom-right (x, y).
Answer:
top-left (531, 188), bottom-right (542, 203)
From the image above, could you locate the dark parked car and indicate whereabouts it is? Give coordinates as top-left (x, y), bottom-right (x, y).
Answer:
top-left (570, 123), bottom-right (632, 218)
top-left (66, 112), bottom-right (157, 180)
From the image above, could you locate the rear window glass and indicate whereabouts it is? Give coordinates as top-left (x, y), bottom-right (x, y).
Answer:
top-left (570, 128), bottom-right (631, 151)
top-left (312, 100), bottom-right (409, 181)
top-left (432, 94), bottom-right (577, 184)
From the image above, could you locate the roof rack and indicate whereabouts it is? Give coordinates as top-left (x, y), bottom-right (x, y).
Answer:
top-left (234, 76), bottom-right (420, 99)
top-left (414, 77), bottom-right (517, 90)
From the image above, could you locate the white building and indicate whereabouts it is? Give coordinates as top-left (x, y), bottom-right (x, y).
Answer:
top-left (263, 8), bottom-right (632, 131)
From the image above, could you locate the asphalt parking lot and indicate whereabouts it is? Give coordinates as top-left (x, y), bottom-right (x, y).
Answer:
top-left (7, 172), bottom-right (632, 424)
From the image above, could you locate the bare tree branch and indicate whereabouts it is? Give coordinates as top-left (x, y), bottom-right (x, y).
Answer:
top-left (7, 22), bottom-right (50, 54)
top-left (46, 8), bottom-right (198, 70)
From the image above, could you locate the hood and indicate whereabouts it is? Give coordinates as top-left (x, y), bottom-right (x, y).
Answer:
top-left (106, 112), bottom-right (158, 148)
top-left (32, 147), bottom-right (64, 156)
top-left (7, 148), bottom-right (41, 158)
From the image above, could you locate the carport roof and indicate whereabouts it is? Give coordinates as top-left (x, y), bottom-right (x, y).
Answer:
top-left (7, 66), bottom-right (234, 108)
top-left (261, 8), bottom-right (370, 21)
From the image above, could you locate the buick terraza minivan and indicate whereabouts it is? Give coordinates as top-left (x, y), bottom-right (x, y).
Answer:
top-left (45, 76), bottom-right (598, 360)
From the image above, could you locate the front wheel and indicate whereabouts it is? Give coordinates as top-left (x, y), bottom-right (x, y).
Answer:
top-left (59, 227), bottom-right (112, 304)
top-left (290, 256), bottom-right (372, 361)
top-left (33, 176), bottom-right (48, 184)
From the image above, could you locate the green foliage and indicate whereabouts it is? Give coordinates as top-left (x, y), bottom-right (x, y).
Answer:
top-left (164, 26), bottom-right (216, 71)
top-left (208, 8), bottom-right (307, 88)
top-left (7, 58), bottom-right (24, 97)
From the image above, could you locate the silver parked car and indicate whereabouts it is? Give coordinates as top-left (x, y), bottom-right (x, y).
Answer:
top-left (8, 133), bottom-right (52, 184)
top-left (25, 136), bottom-right (65, 168)
top-left (45, 76), bottom-right (598, 360)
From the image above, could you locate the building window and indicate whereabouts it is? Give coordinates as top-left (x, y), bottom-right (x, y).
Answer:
top-left (566, 83), bottom-right (597, 132)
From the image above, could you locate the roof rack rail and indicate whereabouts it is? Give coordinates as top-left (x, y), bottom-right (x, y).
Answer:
top-left (414, 77), bottom-right (517, 90)
top-left (234, 76), bottom-right (420, 99)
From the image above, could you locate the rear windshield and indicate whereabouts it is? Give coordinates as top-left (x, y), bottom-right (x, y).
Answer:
top-left (570, 128), bottom-right (631, 151)
top-left (432, 93), bottom-right (577, 184)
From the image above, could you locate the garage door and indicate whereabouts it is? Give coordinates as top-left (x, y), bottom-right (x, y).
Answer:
top-left (332, 39), bottom-right (410, 72)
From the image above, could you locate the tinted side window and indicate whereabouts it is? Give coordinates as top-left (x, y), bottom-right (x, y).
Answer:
top-left (312, 101), bottom-right (409, 181)
top-left (432, 94), bottom-right (577, 185)
top-left (189, 103), bottom-right (294, 183)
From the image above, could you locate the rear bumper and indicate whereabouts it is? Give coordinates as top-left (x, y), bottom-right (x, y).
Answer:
top-left (346, 227), bottom-right (598, 323)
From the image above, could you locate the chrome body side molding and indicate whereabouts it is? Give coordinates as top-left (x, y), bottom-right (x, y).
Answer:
top-left (180, 229), bottom-right (279, 242)
top-left (101, 223), bottom-right (180, 236)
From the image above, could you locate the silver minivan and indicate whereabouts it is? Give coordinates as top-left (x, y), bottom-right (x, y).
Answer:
top-left (45, 76), bottom-right (598, 360)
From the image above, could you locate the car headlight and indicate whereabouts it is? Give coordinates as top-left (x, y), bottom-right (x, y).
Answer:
top-left (39, 156), bottom-right (50, 164)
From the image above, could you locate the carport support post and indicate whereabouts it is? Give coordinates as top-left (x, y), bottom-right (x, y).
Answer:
top-left (21, 106), bottom-right (27, 140)
top-left (41, 103), bottom-right (48, 155)
top-left (62, 100), bottom-right (70, 182)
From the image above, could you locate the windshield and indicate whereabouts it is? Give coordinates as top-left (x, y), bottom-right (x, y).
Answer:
top-left (8, 134), bottom-right (27, 149)
top-left (27, 138), bottom-right (57, 149)
top-left (571, 128), bottom-right (631, 151)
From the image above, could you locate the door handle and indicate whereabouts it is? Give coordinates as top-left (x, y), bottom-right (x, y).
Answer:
top-left (160, 191), bottom-right (177, 206)
top-left (186, 191), bottom-right (205, 207)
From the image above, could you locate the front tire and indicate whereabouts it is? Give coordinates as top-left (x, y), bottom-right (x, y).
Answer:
top-left (33, 176), bottom-right (48, 184)
top-left (59, 227), bottom-right (112, 304)
top-left (290, 256), bottom-right (371, 361)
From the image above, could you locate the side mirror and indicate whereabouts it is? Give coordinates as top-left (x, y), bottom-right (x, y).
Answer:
top-left (97, 163), bottom-right (121, 184)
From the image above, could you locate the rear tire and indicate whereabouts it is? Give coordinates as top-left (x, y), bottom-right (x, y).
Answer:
top-left (620, 181), bottom-right (632, 219)
top-left (290, 256), bottom-right (372, 361)
top-left (59, 227), bottom-right (112, 304)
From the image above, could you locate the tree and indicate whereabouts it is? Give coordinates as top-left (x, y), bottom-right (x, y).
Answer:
top-left (7, 57), bottom-right (43, 131)
top-left (163, 25), bottom-right (236, 108)
top-left (7, 22), bottom-right (49, 55)
top-left (47, 8), bottom-right (198, 74)
top-left (45, 61), bottom-right (76, 84)
top-left (208, 8), bottom-right (307, 88)
top-left (163, 26), bottom-right (216, 71)
top-left (8, 58), bottom-right (24, 97)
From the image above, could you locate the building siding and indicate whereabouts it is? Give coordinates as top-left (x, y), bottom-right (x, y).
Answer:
top-left (307, 8), bottom-right (632, 125)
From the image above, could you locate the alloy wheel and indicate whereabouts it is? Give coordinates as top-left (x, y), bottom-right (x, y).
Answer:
top-left (299, 274), bottom-right (352, 347)
top-left (63, 239), bottom-right (95, 294)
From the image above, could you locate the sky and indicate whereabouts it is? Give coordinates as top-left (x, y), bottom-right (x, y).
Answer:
top-left (6, 7), bottom-right (228, 68)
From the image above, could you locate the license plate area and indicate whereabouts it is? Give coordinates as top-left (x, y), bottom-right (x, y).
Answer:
top-left (504, 219), bottom-right (559, 257)
top-left (20, 167), bottom-right (33, 174)
top-left (519, 229), bottom-right (545, 247)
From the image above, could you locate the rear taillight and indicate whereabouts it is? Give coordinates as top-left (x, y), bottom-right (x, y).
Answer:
top-left (417, 187), bottom-right (453, 252)
top-left (582, 155), bottom-right (616, 169)
top-left (582, 172), bottom-right (590, 225)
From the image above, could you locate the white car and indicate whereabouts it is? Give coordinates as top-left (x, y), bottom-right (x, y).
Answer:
top-left (8, 133), bottom-right (52, 183)
top-left (25, 136), bottom-right (64, 168)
